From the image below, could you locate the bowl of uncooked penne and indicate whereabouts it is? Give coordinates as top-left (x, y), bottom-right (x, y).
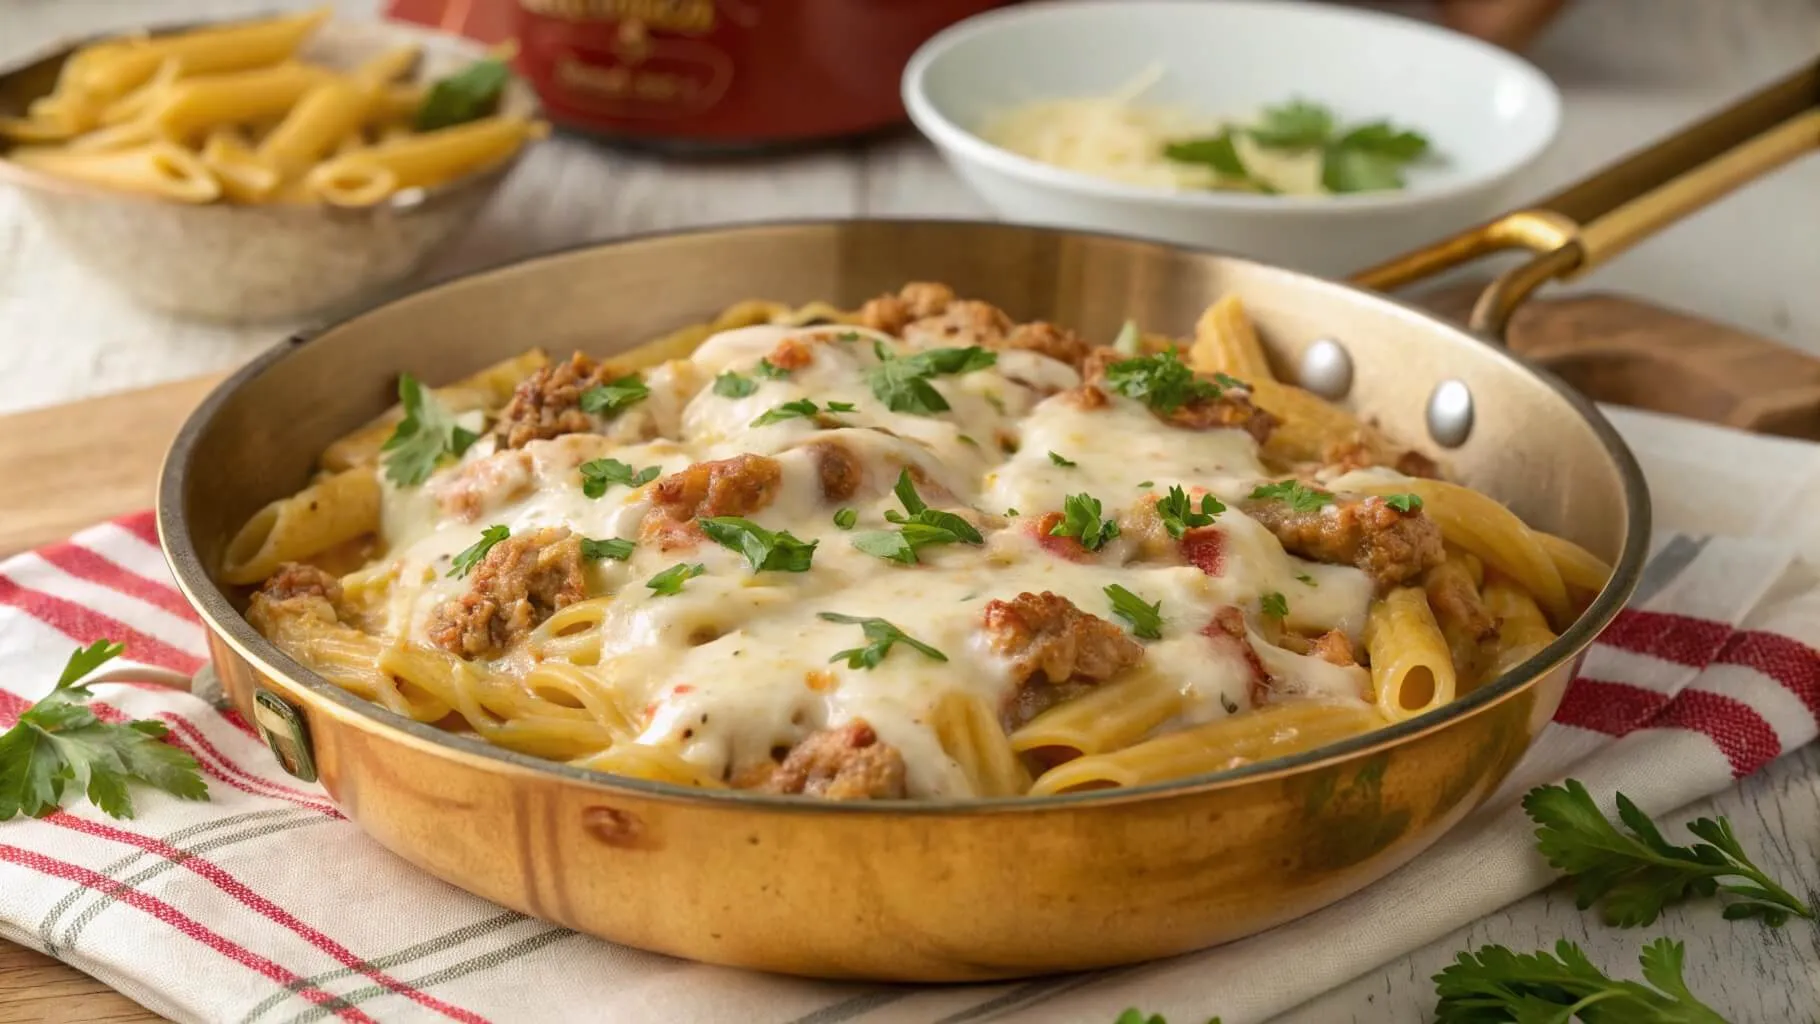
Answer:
top-left (0, 8), bottom-right (545, 323)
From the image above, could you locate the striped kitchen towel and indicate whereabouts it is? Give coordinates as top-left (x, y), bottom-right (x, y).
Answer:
top-left (0, 513), bottom-right (1815, 1024)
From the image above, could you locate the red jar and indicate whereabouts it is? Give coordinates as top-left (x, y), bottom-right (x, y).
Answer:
top-left (508, 0), bottom-right (1010, 150)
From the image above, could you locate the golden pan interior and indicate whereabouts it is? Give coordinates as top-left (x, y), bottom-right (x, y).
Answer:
top-left (157, 218), bottom-right (1646, 980)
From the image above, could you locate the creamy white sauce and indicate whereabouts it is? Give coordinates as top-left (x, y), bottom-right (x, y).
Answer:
top-left (373, 325), bottom-right (1377, 796)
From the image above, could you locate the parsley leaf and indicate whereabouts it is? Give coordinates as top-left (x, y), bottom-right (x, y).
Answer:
top-left (579, 458), bottom-right (660, 499)
top-left (1213, 371), bottom-right (1251, 391)
top-left (1323, 121), bottom-right (1433, 194)
top-left (1260, 591), bottom-right (1288, 619)
top-left (753, 358), bottom-right (791, 379)
top-left (646, 562), bottom-right (704, 596)
top-left (1162, 128), bottom-right (1278, 193)
top-left (865, 346), bottom-right (996, 415)
top-left (580, 537), bottom-right (635, 562)
top-left (826, 400), bottom-right (857, 413)
top-left (833, 508), bottom-right (857, 530)
top-left (1294, 571), bottom-right (1317, 587)
top-left (380, 373), bottom-right (481, 487)
top-left (713, 371), bottom-right (757, 398)
top-left (0, 641), bottom-right (208, 821)
top-left (818, 612), bottom-right (947, 669)
top-left (853, 470), bottom-right (983, 565)
top-left (416, 58), bottom-right (510, 132)
top-left (1382, 492), bottom-right (1424, 512)
top-left (1112, 1012), bottom-right (1221, 1024)
top-left (578, 374), bottom-right (650, 416)
top-left (1433, 938), bottom-right (1726, 1024)
top-left (1523, 779), bottom-right (1812, 928)
top-left (1050, 493), bottom-right (1120, 551)
top-left (1048, 451), bottom-right (1077, 467)
top-left (448, 525), bottom-right (509, 578)
top-left (1249, 99), bottom-right (1336, 150)
top-left (1156, 484), bottom-right (1223, 538)
top-left (1248, 480), bottom-right (1334, 513)
top-left (750, 398), bottom-right (823, 427)
top-left (1103, 350), bottom-right (1222, 414)
top-left (1105, 584), bottom-right (1163, 639)
top-left (698, 517), bottom-right (818, 573)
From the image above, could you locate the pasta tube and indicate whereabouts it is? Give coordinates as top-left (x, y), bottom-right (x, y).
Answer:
top-left (1009, 669), bottom-right (1184, 758)
top-left (221, 467), bottom-right (382, 584)
top-left (6, 142), bottom-right (218, 203)
top-left (1364, 587), bottom-right (1457, 721)
top-left (306, 115), bottom-right (541, 206)
top-left (932, 692), bottom-right (1031, 797)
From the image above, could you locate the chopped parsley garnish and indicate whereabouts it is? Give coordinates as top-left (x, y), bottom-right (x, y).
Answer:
top-left (833, 507), bottom-right (858, 529)
top-left (1248, 99), bottom-right (1335, 149)
top-left (1248, 480), bottom-right (1335, 513)
top-left (381, 373), bottom-right (482, 487)
top-left (646, 562), bottom-right (704, 596)
top-left (579, 458), bottom-right (660, 498)
top-left (1163, 130), bottom-right (1272, 192)
top-left (712, 371), bottom-right (757, 398)
top-left (1048, 451), bottom-right (1077, 467)
top-left (1005, 508), bottom-right (1019, 517)
top-left (753, 358), bottom-right (791, 379)
top-left (865, 345), bottom-right (996, 415)
top-left (1294, 571), bottom-right (1317, 586)
top-left (1164, 99), bottom-right (1432, 195)
top-left (578, 374), bottom-right (650, 416)
top-left (416, 58), bottom-right (509, 132)
top-left (1102, 349), bottom-right (1222, 414)
top-left (580, 537), bottom-right (635, 562)
top-left (1156, 485), bottom-right (1224, 538)
top-left (750, 398), bottom-right (822, 426)
top-left (1260, 591), bottom-right (1289, 618)
top-left (1104, 584), bottom-right (1163, 639)
top-left (825, 400), bottom-right (857, 413)
top-left (0, 640), bottom-right (208, 821)
top-left (698, 517), bottom-right (818, 573)
top-left (1137, 480), bottom-right (1154, 489)
top-left (1383, 492), bottom-right (1424, 512)
top-left (818, 612), bottom-right (948, 669)
top-left (448, 525), bottom-right (509, 578)
top-left (1213, 371), bottom-right (1251, 391)
top-left (1050, 493), bottom-right (1120, 551)
top-left (852, 469), bottom-right (983, 565)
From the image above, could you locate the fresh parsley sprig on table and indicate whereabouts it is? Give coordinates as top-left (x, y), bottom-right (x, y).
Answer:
top-left (851, 469), bottom-right (983, 565)
top-left (381, 373), bottom-right (482, 486)
top-left (1113, 1011), bottom-right (1221, 1024)
top-left (818, 613), bottom-right (947, 670)
top-left (416, 58), bottom-right (510, 132)
top-left (698, 517), bottom-right (818, 573)
top-left (0, 641), bottom-right (208, 821)
top-left (1434, 938), bottom-right (1726, 1024)
top-left (1524, 779), bottom-right (1814, 928)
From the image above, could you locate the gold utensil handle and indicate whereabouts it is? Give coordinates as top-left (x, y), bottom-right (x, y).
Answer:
top-left (1353, 60), bottom-right (1820, 340)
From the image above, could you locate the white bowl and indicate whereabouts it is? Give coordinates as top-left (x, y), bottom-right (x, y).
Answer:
top-left (903, 0), bottom-right (1561, 277)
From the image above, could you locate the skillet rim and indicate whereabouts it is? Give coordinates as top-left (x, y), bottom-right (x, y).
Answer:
top-left (156, 216), bottom-right (1651, 815)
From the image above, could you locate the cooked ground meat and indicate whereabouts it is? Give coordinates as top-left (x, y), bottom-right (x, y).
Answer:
top-left (1164, 389), bottom-right (1278, 444)
top-left (258, 562), bottom-right (341, 605)
top-left (426, 527), bottom-right (586, 659)
top-left (751, 721), bottom-right (907, 800)
top-left (858, 283), bottom-right (1092, 369)
top-left (806, 439), bottom-right (863, 502)
top-left (494, 352), bottom-right (621, 450)
top-left (983, 591), bottom-right (1144, 727)
top-left (1060, 383), bottom-right (1109, 410)
top-left (1244, 494), bottom-right (1443, 588)
top-left (857, 282), bottom-right (957, 334)
top-left (1002, 321), bottom-right (1090, 367)
top-left (766, 336), bottom-right (815, 371)
top-left (1322, 435), bottom-right (1441, 479)
top-left (435, 450), bottom-right (534, 522)
top-left (1425, 558), bottom-right (1501, 677)
top-left (902, 299), bottom-right (1014, 349)
top-left (1309, 629), bottom-right (1358, 667)
top-left (640, 454), bottom-right (782, 550)
top-left (1396, 450), bottom-right (1441, 479)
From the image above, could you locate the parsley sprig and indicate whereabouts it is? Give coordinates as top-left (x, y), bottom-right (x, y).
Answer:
top-left (1248, 480), bottom-right (1334, 513)
top-left (381, 373), bottom-right (482, 487)
top-left (852, 470), bottom-right (982, 565)
top-left (865, 344), bottom-right (996, 415)
top-left (646, 562), bottom-right (704, 596)
top-left (818, 612), bottom-right (947, 669)
top-left (1384, 492), bottom-right (1424, 513)
top-left (578, 374), bottom-right (650, 416)
top-left (579, 458), bottom-right (659, 499)
top-left (751, 398), bottom-right (853, 427)
top-left (0, 641), bottom-right (208, 820)
top-left (1259, 591), bottom-right (1288, 619)
top-left (1524, 779), bottom-right (1813, 928)
top-left (1050, 493), bottom-right (1120, 551)
top-left (1434, 938), bottom-right (1725, 1024)
top-left (699, 517), bottom-right (818, 573)
top-left (712, 371), bottom-right (758, 398)
top-left (416, 58), bottom-right (510, 132)
top-left (1103, 350), bottom-right (1222, 414)
top-left (1105, 584), bottom-right (1163, 639)
top-left (449, 525), bottom-right (509, 578)
top-left (580, 537), bottom-right (635, 561)
top-left (1164, 99), bottom-right (1433, 194)
top-left (1156, 485), bottom-right (1223, 538)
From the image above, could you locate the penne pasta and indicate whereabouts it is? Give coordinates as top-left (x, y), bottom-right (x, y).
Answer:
top-left (1189, 294), bottom-right (1275, 381)
top-left (7, 142), bottom-right (219, 203)
top-left (1364, 587), bottom-right (1457, 721)
top-left (201, 126), bottom-right (281, 203)
top-left (1534, 531), bottom-right (1614, 594)
top-left (75, 8), bottom-right (330, 101)
top-left (257, 76), bottom-right (373, 181)
top-left (1481, 577), bottom-right (1557, 681)
top-left (932, 692), bottom-right (1031, 797)
top-left (152, 61), bottom-right (333, 140)
top-left (221, 466), bottom-right (382, 584)
top-left (1009, 669), bottom-right (1184, 758)
top-left (306, 115), bottom-right (542, 205)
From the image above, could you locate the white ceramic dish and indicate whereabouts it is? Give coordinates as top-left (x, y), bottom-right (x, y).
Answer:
top-left (902, 0), bottom-right (1562, 277)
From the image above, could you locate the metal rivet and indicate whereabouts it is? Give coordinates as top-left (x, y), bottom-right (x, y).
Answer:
top-left (1298, 338), bottom-right (1353, 399)
top-left (583, 806), bottom-right (654, 849)
top-left (252, 689), bottom-right (318, 783)
top-left (1427, 379), bottom-right (1475, 448)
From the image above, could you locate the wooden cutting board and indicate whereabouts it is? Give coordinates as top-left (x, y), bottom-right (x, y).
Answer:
top-left (3, 290), bottom-right (1820, 1024)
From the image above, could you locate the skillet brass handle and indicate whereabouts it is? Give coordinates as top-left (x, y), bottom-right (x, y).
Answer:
top-left (1352, 60), bottom-right (1820, 341)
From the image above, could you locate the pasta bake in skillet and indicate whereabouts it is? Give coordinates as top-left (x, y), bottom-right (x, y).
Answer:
top-left (221, 282), bottom-right (1609, 800)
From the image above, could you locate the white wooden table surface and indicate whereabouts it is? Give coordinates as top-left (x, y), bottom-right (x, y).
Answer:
top-left (2, 1), bottom-right (1818, 1022)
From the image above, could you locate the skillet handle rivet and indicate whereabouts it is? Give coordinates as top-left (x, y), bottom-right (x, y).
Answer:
top-left (584, 806), bottom-right (649, 848)
top-left (252, 689), bottom-right (318, 783)
top-left (1427, 379), bottom-right (1475, 448)
top-left (1297, 338), bottom-right (1353, 400)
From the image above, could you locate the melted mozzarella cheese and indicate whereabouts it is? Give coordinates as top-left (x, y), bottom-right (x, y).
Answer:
top-left (374, 324), bottom-right (1377, 796)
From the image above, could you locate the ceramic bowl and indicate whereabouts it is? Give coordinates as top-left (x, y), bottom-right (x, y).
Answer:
top-left (902, 0), bottom-right (1562, 277)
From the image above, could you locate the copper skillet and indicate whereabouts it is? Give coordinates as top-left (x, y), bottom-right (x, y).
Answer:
top-left (156, 63), bottom-right (1819, 981)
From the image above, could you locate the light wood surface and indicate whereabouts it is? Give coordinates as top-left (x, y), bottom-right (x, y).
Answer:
top-left (2, 1), bottom-right (1818, 1022)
